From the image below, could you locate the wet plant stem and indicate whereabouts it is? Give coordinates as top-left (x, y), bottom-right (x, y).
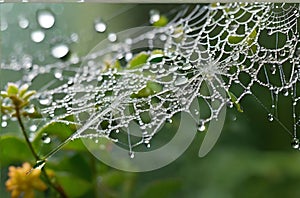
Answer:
top-left (15, 107), bottom-right (68, 198)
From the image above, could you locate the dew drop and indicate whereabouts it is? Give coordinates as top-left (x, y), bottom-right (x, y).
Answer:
top-left (174, 76), bottom-right (188, 86)
top-left (70, 33), bottom-right (79, 42)
top-left (39, 94), bottom-right (52, 105)
top-left (31, 30), bottom-right (45, 43)
top-left (129, 151), bottom-right (135, 159)
top-left (51, 44), bottom-right (69, 59)
top-left (149, 9), bottom-right (160, 24)
top-left (182, 64), bottom-right (192, 70)
top-left (37, 10), bottom-right (55, 29)
top-left (125, 53), bottom-right (133, 61)
top-left (54, 70), bottom-right (62, 79)
top-left (232, 53), bottom-right (239, 61)
top-left (270, 65), bottom-right (276, 74)
top-left (69, 55), bottom-right (79, 65)
top-left (1, 121), bottom-right (8, 128)
top-left (29, 125), bottom-right (37, 132)
top-left (267, 113), bottom-right (274, 122)
top-left (94, 19), bottom-right (106, 33)
top-left (232, 115), bottom-right (237, 121)
top-left (227, 101), bottom-right (234, 108)
top-left (198, 123), bottom-right (206, 132)
top-left (108, 33), bottom-right (117, 42)
top-left (33, 160), bottom-right (46, 170)
top-left (160, 34), bottom-right (167, 41)
top-left (18, 17), bottom-right (29, 29)
top-left (282, 88), bottom-right (289, 96)
top-left (166, 118), bottom-right (173, 123)
top-left (2, 115), bottom-right (8, 121)
top-left (41, 133), bottom-right (51, 144)
top-left (291, 138), bottom-right (299, 149)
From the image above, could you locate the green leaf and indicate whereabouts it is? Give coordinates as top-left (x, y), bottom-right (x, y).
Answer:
top-left (52, 153), bottom-right (93, 181)
top-left (246, 28), bottom-right (257, 45)
top-left (6, 83), bottom-right (19, 96)
top-left (19, 84), bottom-right (29, 98)
top-left (22, 90), bottom-right (36, 101)
top-left (101, 171), bottom-right (126, 187)
top-left (227, 91), bottom-right (243, 113)
top-left (138, 179), bottom-right (181, 198)
top-left (228, 35), bottom-right (245, 44)
top-left (131, 81), bottom-right (162, 98)
top-left (0, 136), bottom-right (34, 165)
top-left (55, 172), bottom-right (92, 197)
top-left (127, 52), bottom-right (149, 69)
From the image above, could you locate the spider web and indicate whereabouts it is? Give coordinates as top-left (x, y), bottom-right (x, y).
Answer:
top-left (1, 3), bottom-right (300, 158)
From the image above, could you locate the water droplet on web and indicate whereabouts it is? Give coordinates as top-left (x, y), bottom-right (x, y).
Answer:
top-left (18, 17), bottom-right (29, 29)
top-left (37, 9), bottom-right (55, 29)
top-left (1, 121), bottom-right (8, 128)
top-left (41, 133), bottom-right (51, 144)
top-left (125, 53), bottom-right (133, 61)
top-left (94, 19), bottom-right (106, 33)
top-left (232, 53), bottom-right (239, 61)
top-left (267, 113), bottom-right (274, 122)
top-left (31, 30), bottom-right (45, 43)
top-left (70, 33), bottom-right (79, 42)
top-left (54, 70), bottom-right (62, 79)
top-left (228, 24), bottom-right (238, 31)
top-left (166, 118), bottom-right (173, 123)
top-left (227, 101), bottom-right (234, 108)
top-left (282, 88), bottom-right (289, 96)
top-left (149, 9), bottom-right (160, 24)
top-left (129, 151), bottom-right (135, 159)
top-left (270, 65), bottom-right (276, 74)
top-left (26, 105), bottom-right (35, 113)
top-left (39, 94), bottom-right (52, 105)
top-left (2, 115), bottom-right (8, 121)
top-left (232, 115), bottom-right (237, 121)
top-left (51, 44), bottom-right (69, 59)
top-left (160, 34), bottom-right (167, 41)
top-left (29, 125), bottom-right (37, 132)
top-left (291, 138), bottom-right (299, 149)
top-left (182, 64), bottom-right (192, 70)
top-left (198, 123), bottom-right (206, 132)
top-left (174, 76), bottom-right (188, 86)
top-left (108, 33), bottom-right (117, 42)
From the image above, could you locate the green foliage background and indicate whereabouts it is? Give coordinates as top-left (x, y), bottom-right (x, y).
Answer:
top-left (1, 3), bottom-right (300, 198)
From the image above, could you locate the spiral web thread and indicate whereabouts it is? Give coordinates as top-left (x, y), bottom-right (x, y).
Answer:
top-left (1, 3), bottom-right (300, 155)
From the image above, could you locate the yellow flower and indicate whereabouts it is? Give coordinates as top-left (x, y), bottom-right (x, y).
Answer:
top-left (6, 162), bottom-right (47, 198)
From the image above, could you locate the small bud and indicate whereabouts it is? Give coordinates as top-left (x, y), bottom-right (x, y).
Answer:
top-left (6, 83), bottom-right (19, 96)
top-left (0, 91), bottom-right (8, 98)
top-left (22, 90), bottom-right (36, 101)
top-left (19, 84), bottom-right (29, 97)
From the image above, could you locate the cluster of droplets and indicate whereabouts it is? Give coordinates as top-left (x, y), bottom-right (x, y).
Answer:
top-left (1, 3), bottom-right (300, 157)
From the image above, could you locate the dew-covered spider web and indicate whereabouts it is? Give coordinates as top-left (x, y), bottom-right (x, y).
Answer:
top-left (1, 3), bottom-right (300, 162)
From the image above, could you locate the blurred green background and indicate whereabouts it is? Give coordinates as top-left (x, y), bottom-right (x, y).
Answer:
top-left (1, 3), bottom-right (300, 198)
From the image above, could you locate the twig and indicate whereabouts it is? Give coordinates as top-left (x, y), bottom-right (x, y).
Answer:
top-left (15, 106), bottom-right (68, 198)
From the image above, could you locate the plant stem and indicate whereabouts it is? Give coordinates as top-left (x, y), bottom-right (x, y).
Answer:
top-left (15, 107), bottom-right (68, 198)
top-left (15, 107), bottom-right (39, 160)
